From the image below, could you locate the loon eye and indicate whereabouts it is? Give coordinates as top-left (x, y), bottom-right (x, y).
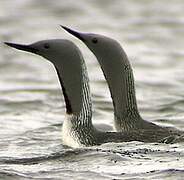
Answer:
top-left (92, 38), bottom-right (98, 44)
top-left (44, 43), bottom-right (50, 49)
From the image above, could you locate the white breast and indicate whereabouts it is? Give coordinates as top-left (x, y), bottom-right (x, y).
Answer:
top-left (61, 115), bottom-right (83, 148)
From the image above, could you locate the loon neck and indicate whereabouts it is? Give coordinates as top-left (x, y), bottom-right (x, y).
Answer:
top-left (97, 46), bottom-right (141, 129)
top-left (113, 63), bottom-right (142, 131)
top-left (69, 61), bottom-right (93, 127)
top-left (56, 59), bottom-right (93, 124)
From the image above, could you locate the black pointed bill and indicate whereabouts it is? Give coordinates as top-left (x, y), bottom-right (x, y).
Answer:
top-left (4, 42), bottom-right (38, 54)
top-left (61, 25), bottom-right (85, 42)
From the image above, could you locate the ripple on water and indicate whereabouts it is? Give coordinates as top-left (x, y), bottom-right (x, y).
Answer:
top-left (1, 142), bottom-right (184, 179)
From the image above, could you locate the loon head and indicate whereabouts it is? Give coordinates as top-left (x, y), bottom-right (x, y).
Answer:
top-left (60, 26), bottom-right (125, 64)
top-left (4, 39), bottom-right (83, 115)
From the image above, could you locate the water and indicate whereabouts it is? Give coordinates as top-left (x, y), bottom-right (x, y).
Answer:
top-left (1, 0), bottom-right (184, 179)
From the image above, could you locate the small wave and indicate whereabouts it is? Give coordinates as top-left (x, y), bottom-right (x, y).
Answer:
top-left (0, 148), bottom-right (93, 165)
top-left (0, 170), bottom-right (29, 179)
top-left (122, 169), bottom-right (184, 179)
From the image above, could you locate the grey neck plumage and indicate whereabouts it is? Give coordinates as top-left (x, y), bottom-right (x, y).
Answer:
top-left (69, 60), bottom-right (93, 128)
top-left (95, 45), bottom-right (142, 132)
top-left (113, 61), bottom-right (142, 131)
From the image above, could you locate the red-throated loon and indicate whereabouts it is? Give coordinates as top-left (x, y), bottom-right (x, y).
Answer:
top-left (60, 26), bottom-right (184, 142)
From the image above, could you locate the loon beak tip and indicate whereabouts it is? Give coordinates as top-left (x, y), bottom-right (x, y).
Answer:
top-left (60, 25), bottom-right (85, 42)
